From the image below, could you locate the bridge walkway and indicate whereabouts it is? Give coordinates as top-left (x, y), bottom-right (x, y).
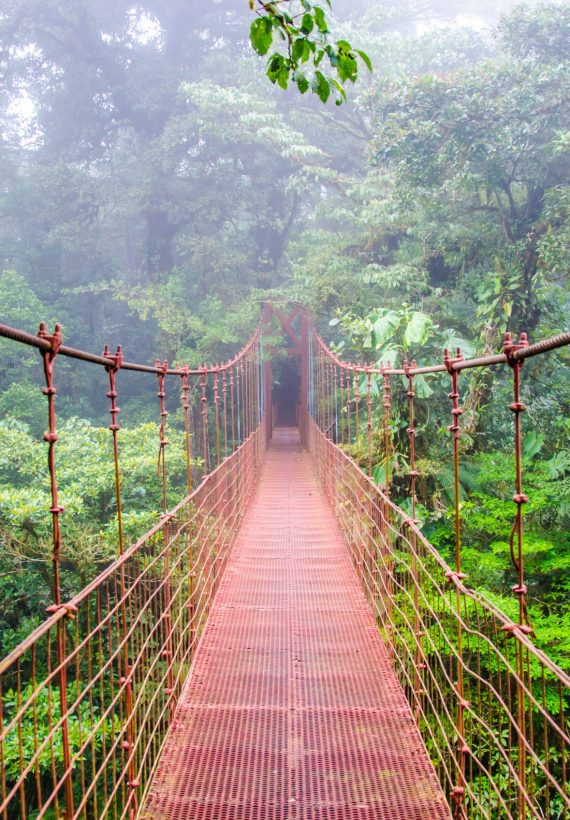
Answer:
top-left (140, 428), bottom-right (450, 819)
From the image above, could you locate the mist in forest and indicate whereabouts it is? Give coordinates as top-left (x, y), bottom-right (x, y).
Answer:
top-left (0, 0), bottom-right (568, 722)
top-left (0, 0), bottom-right (567, 421)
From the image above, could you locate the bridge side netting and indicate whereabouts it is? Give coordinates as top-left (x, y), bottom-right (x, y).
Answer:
top-left (0, 319), bottom-right (266, 819)
top-left (304, 317), bottom-right (570, 820)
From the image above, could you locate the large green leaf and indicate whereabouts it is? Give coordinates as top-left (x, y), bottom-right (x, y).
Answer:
top-left (374, 345), bottom-right (399, 367)
top-left (403, 311), bottom-right (432, 349)
top-left (371, 311), bottom-right (402, 348)
top-left (312, 71), bottom-right (331, 103)
top-left (414, 374), bottom-right (434, 398)
top-left (250, 17), bottom-right (273, 56)
top-left (522, 431), bottom-right (545, 459)
top-left (439, 329), bottom-right (476, 359)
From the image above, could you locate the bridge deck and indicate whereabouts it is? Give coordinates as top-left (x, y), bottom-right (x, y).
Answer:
top-left (141, 428), bottom-right (450, 820)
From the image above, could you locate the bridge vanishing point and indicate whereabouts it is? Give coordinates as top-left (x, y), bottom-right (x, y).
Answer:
top-left (0, 303), bottom-right (569, 819)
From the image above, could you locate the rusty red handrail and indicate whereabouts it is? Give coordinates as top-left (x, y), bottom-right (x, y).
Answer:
top-left (0, 317), bottom-right (266, 819)
top-left (306, 315), bottom-right (570, 818)
top-left (0, 305), bottom-right (569, 818)
top-left (311, 325), bottom-right (570, 374)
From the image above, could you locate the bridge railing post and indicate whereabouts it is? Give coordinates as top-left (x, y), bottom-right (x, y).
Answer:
top-left (200, 367), bottom-right (209, 476)
top-left (444, 347), bottom-right (469, 818)
top-left (504, 331), bottom-right (535, 816)
top-left (156, 361), bottom-right (176, 723)
top-left (103, 342), bottom-right (141, 817)
top-left (353, 368), bottom-right (360, 466)
top-left (404, 359), bottom-right (426, 728)
top-left (39, 323), bottom-right (75, 820)
top-left (180, 365), bottom-right (193, 495)
top-left (300, 313), bottom-right (308, 444)
top-left (381, 363), bottom-right (393, 658)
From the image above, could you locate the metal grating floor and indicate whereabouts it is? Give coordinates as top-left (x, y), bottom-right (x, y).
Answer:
top-left (140, 428), bottom-right (450, 819)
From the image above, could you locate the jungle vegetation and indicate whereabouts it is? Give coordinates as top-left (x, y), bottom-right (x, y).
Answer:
top-left (0, 0), bottom-right (568, 679)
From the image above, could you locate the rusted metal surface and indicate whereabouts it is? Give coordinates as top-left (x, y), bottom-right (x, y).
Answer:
top-left (308, 418), bottom-right (570, 818)
top-left (1, 303), bottom-right (569, 819)
top-left (308, 312), bottom-right (570, 817)
top-left (141, 428), bottom-right (450, 819)
top-left (0, 319), bottom-right (264, 375)
top-left (0, 429), bottom-right (266, 819)
top-left (0, 320), bottom-right (265, 819)
top-left (310, 325), bottom-right (570, 376)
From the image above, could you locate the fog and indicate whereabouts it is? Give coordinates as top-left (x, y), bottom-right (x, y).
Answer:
top-left (0, 0), bottom-right (566, 423)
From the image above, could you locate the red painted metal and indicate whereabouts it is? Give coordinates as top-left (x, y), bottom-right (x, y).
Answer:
top-left (1, 304), bottom-right (570, 818)
top-left (299, 312), bottom-right (308, 445)
top-left (140, 428), bottom-right (450, 819)
top-left (0, 318), bottom-right (265, 819)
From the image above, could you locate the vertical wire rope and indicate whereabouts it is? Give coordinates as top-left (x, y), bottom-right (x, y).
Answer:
top-left (504, 331), bottom-right (534, 816)
top-left (38, 323), bottom-right (75, 819)
top-left (181, 365), bottom-right (192, 495)
top-left (444, 347), bottom-right (468, 819)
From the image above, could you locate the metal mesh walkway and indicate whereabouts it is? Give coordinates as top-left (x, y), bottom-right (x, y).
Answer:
top-left (141, 428), bottom-right (450, 820)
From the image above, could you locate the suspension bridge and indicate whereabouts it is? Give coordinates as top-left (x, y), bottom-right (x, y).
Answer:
top-left (0, 303), bottom-right (569, 819)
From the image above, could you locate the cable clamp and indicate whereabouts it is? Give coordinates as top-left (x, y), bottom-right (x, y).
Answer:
top-left (445, 570), bottom-right (467, 584)
top-left (444, 347), bottom-right (463, 374)
top-left (103, 344), bottom-right (123, 371)
top-left (46, 603), bottom-right (78, 619)
top-left (501, 622), bottom-right (533, 636)
top-left (38, 323), bottom-right (63, 357)
top-left (503, 331), bottom-right (528, 365)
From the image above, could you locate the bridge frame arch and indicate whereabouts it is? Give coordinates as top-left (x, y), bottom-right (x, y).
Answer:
top-left (261, 301), bottom-right (310, 445)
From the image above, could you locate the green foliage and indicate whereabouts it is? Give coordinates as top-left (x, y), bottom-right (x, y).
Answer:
top-left (0, 271), bottom-right (53, 382)
top-left (372, 19), bottom-right (570, 335)
top-left (329, 304), bottom-right (474, 368)
top-left (425, 447), bottom-right (570, 668)
top-left (0, 383), bottom-right (46, 437)
top-left (498, 2), bottom-right (570, 62)
top-left (0, 4), bottom-right (567, 809)
top-left (0, 417), bottom-right (191, 549)
top-left (2, 681), bottom-right (118, 781)
top-left (249, 1), bottom-right (371, 103)
top-left (0, 417), bottom-right (198, 654)
top-left (0, 0), bottom-right (567, 683)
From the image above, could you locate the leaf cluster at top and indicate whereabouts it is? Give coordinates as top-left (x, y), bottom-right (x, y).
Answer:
top-left (250, 1), bottom-right (371, 104)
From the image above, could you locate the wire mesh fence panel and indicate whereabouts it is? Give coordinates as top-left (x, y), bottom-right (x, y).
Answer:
top-left (306, 314), bottom-right (570, 820)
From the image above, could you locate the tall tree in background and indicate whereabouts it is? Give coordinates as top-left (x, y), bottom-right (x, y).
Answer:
top-left (0, 0), bottom-right (567, 373)
top-left (0, 1), bottom-right (368, 366)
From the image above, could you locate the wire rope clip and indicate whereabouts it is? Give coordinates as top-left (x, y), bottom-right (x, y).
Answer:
top-left (503, 331), bottom-right (529, 365)
top-left (501, 621), bottom-right (533, 636)
top-left (445, 570), bottom-right (467, 585)
top-left (46, 602), bottom-right (78, 619)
